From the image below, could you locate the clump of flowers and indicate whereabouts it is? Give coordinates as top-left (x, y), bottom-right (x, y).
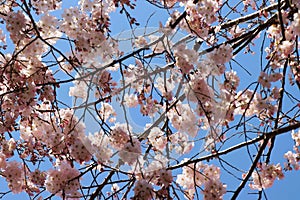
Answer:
top-left (176, 160), bottom-right (226, 199)
top-left (183, 0), bottom-right (221, 37)
top-left (207, 44), bottom-right (233, 65)
top-left (2, 161), bottom-right (25, 194)
top-left (283, 129), bottom-right (300, 170)
top-left (247, 162), bottom-right (284, 190)
top-left (133, 180), bottom-right (154, 200)
top-left (148, 127), bottom-right (167, 151)
top-left (167, 101), bottom-right (199, 138)
top-left (174, 43), bottom-right (198, 74)
top-left (258, 71), bottom-right (282, 89)
top-left (45, 160), bottom-right (81, 199)
top-left (119, 138), bottom-right (141, 165)
top-left (135, 154), bottom-right (172, 187)
top-left (86, 131), bottom-right (113, 164)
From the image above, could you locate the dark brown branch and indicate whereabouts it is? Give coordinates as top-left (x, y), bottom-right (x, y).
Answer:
top-left (167, 122), bottom-right (300, 170)
top-left (89, 170), bottom-right (115, 200)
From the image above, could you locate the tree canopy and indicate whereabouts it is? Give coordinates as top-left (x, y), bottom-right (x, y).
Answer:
top-left (0, 0), bottom-right (300, 199)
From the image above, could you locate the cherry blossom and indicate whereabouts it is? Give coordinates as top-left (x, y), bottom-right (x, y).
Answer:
top-left (5, 10), bottom-right (29, 43)
top-left (176, 161), bottom-right (226, 199)
top-left (169, 132), bottom-right (194, 154)
top-left (85, 131), bottom-right (113, 163)
top-left (174, 43), bottom-right (198, 73)
top-left (167, 101), bottom-right (199, 137)
top-left (69, 77), bottom-right (88, 99)
top-left (248, 163), bottom-right (284, 190)
top-left (291, 129), bottom-right (300, 146)
top-left (185, 72), bottom-right (213, 103)
top-left (148, 127), bottom-right (167, 151)
top-left (45, 160), bottom-right (81, 198)
top-left (32, 0), bottom-right (62, 14)
top-left (284, 151), bottom-right (300, 171)
top-left (123, 93), bottom-right (139, 107)
top-left (2, 161), bottom-right (25, 194)
top-left (258, 71), bottom-right (271, 88)
top-left (291, 12), bottom-right (300, 36)
top-left (0, 0), bottom-right (300, 199)
top-left (183, 0), bottom-right (220, 37)
top-left (133, 180), bottom-right (154, 200)
top-left (109, 123), bottom-right (131, 150)
top-left (207, 44), bottom-right (233, 65)
top-left (119, 137), bottom-right (141, 165)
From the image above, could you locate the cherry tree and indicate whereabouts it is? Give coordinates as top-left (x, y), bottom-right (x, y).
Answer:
top-left (0, 0), bottom-right (299, 199)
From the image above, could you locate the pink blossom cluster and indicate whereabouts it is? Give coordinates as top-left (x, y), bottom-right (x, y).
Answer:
top-left (5, 10), bottom-right (61, 58)
top-left (58, 1), bottom-right (121, 64)
top-left (148, 35), bottom-right (174, 53)
top-left (133, 180), bottom-right (154, 200)
top-left (122, 62), bottom-right (162, 116)
top-left (197, 58), bottom-right (225, 77)
top-left (123, 63), bottom-right (146, 92)
top-left (97, 103), bottom-right (117, 123)
top-left (0, 56), bottom-right (55, 134)
top-left (86, 131), bottom-right (113, 163)
top-left (58, 109), bottom-right (92, 163)
top-left (207, 44), bottom-right (233, 65)
top-left (4, 11), bottom-right (29, 44)
top-left (242, 0), bottom-right (257, 11)
top-left (123, 93), bottom-right (139, 107)
top-left (169, 132), bottom-right (194, 154)
top-left (1, 161), bottom-right (25, 194)
top-left (234, 89), bottom-right (278, 121)
top-left (94, 70), bottom-right (117, 98)
top-left (202, 179), bottom-right (228, 200)
top-left (139, 96), bottom-right (161, 117)
top-left (176, 161), bottom-right (226, 199)
top-left (0, 159), bottom-right (47, 195)
top-left (45, 160), bottom-right (81, 199)
top-left (154, 75), bottom-right (177, 101)
top-left (60, 7), bottom-right (106, 52)
top-left (0, 0), bottom-right (12, 14)
top-left (109, 123), bottom-right (131, 150)
top-left (69, 75), bottom-right (88, 99)
top-left (157, 0), bottom-right (184, 7)
top-left (133, 155), bottom-right (172, 199)
top-left (29, 169), bottom-right (47, 188)
top-left (32, 0), bottom-right (62, 14)
top-left (19, 106), bottom-right (91, 164)
top-left (248, 163), bottom-right (284, 190)
top-left (284, 130), bottom-right (300, 170)
top-left (0, 138), bottom-right (16, 158)
top-left (166, 10), bottom-right (189, 31)
top-left (37, 14), bottom-right (62, 44)
top-left (258, 71), bottom-right (283, 89)
top-left (291, 129), bottom-right (300, 146)
top-left (85, 124), bottom-right (142, 165)
top-left (110, 123), bottom-right (141, 165)
top-left (222, 70), bottom-right (240, 92)
top-left (291, 12), bottom-right (300, 36)
top-left (185, 72), bottom-right (213, 104)
top-left (148, 127), bottom-right (168, 151)
top-left (0, 29), bottom-right (5, 44)
top-left (265, 10), bottom-right (298, 72)
top-left (174, 44), bottom-right (198, 74)
top-left (284, 150), bottom-right (300, 171)
top-left (167, 101), bottom-right (199, 137)
top-left (253, 94), bottom-right (277, 120)
top-left (118, 138), bottom-right (141, 165)
top-left (184, 0), bottom-right (221, 37)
